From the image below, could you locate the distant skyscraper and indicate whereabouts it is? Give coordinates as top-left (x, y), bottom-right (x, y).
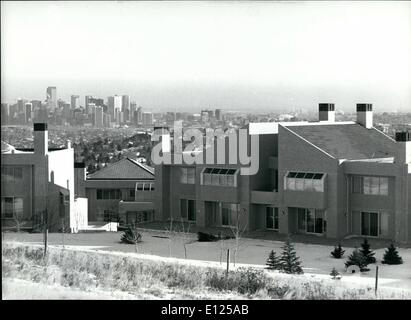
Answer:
top-left (107, 95), bottom-right (122, 120)
top-left (122, 95), bottom-right (130, 122)
top-left (94, 106), bottom-right (103, 128)
top-left (215, 109), bottom-right (222, 121)
top-left (137, 106), bottom-right (143, 124)
top-left (71, 95), bottom-right (80, 109)
top-left (1, 103), bottom-right (9, 125)
top-left (46, 86), bottom-right (57, 109)
top-left (25, 103), bottom-right (33, 123)
top-left (142, 112), bottom-right (153, 126)
top-left (17, 99), bottom-right (25, 113)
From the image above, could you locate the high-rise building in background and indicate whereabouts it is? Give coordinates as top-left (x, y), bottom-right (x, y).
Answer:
top-left (94, 106), bottom-right (103, 128)
top-left (107, 95), bottom-right (122, 121)
top-left (63, 102), bottom-right (71, 120)
top-left (24, 103), bottom-right (33, 123)
top-left (71, 95), bottom-right (80, 109)
top-left (1, 103), bottom-right (10, 124)
top-left (142, 112), bottom-right (153, 126)
top-left (46, 86), bottom-right (57, 109)
top-left (17, 99), bottom-right (26, 113)
top-left (215, 109), bottom-right (222, 121)
top-left (136, 106), bottom-right (143, 125)
top-left (122, 95), bottom-right (130, 122)
top-left (130, 101), bottom-right (137, 123)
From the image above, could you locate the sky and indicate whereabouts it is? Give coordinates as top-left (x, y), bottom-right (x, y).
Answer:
top-left (1, 1), bottom-right (410, 112)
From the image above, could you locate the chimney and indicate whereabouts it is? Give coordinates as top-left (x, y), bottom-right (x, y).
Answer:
top-left (319, 103), bottom-right (335, 122)
top-left (357, 103), bottom-right (373, 129)
top-left (74, 162), bottom-right (86, 197)
top-left (33, 123), bottom-right (48, 155)
top-left (395, 131), bottom-right (411, 164)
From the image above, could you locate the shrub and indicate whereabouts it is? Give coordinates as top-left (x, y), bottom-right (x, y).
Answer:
top-left (330, 267), bottom-right (341, 280)
top-left (266, 250), bottom-right (282, 270)
top-left (120, 227), bottom-right (142, 244)
top-left (279, 239), bottom-right (304, 274)
top-left (345, 249), bottom-right (369, 271)
top-left (382, 243), bottom-right (403, 265)
top-left (331, 244), bottom-right (345, 259)
top-left (205, 268), bottom-right (268, 295)
top-left (359, 239), bottom-right (376, 264)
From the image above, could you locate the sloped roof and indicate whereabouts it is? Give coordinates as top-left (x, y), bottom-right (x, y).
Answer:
top-left (286, 124), bottom-right (397, 160)
top-left (87, 157), bottom-right (155, 180)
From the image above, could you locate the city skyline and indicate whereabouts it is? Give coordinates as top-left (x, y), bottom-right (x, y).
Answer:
top-left (1, 1), bottom-right (410, 112)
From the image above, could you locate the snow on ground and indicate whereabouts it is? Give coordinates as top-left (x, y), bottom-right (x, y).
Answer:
top-left (3, 229), bottom-right (411, 291)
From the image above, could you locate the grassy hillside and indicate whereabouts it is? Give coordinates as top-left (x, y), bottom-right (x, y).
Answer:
top-left (2, 242), bottom-right (411, 300)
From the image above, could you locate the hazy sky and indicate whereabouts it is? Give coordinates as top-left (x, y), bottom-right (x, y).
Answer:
top-left (1, 1), bottom-right (410, 112)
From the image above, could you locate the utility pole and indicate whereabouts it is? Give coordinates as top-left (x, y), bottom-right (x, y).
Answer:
top-left (226, 249), bottom-right (230, 276)
top-left (44, 209), bottom-right (48, 256)
top-left (375, 266), bottom-right (379, 295)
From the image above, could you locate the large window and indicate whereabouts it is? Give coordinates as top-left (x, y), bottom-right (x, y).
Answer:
top-left (296, 208), bottom-right (325, 234)
top-left (285, 172), bottom-right (325, 192)
top-left (180, 199), bottom-right (196, 221)
top-left (1, 166), bottom-right (23, 182)
top-left (266, 207), bottom-right (279, 230)
top-left (1, 197), bottom-right (24, 219)
top-left (180, 167), bottom-right (195, 184)
top-left (221, 203), bottom-right (239, 226)
top-left (201, 168), bottom-right (238, 187)
top-left (352, 176), bottom-right (388, 196)
top-left (361, 211), bottom-right (379, 237)
top-left (96, 189), bottom-right (121, 200)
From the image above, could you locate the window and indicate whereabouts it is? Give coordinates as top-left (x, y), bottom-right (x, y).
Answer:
top-left (221, 203), bottom-right (239, 226)
top-left (1, 166), bottom-right (23, 182)
top-left (296, 207), bottom-right (325, 234)
top-left (201, 168), bottom-right (238, 187)
top-left (266, 207), bottom-right (279, 230)
top-left (96, 189), bottom-right (121, 200)
top-left (103, 210), bottom-right (118, 222)
top-left (180, 167), bottom-right (195, 184)
top-left (129, 189), bottom-right (135, 199)
top-left (285, 172), bottom-right (325, 192)
top-left (1, 197), bottom-right (24, 219)
top-left (352, 176), bottom-right (388, 196)
top-left (361, 211), bottom-right (379, 237)
top-left (180, 199), bottom-right (196, 221)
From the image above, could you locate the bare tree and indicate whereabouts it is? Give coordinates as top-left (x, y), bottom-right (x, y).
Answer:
top-left (229, 207), bottom-right (248, 267)
top-left (179, 218), bottom-right (193, 259)
top-left (164, 215), bottom-right (174, 257)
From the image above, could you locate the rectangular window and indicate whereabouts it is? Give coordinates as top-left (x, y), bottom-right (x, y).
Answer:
top-left (361, 211), bottom-right (379, 237)
top-left (221, 202), bottom-right (239, 226)
top-left (352, 176), bottom-right (363, 194)
top-left (266, 207), bottom-right (279, 230)
top-left (96, 189), bottom-right (121, 200)
top-left (285, 172), bottom-right (324, 192)
top-left (1, 197), bottom-right (24, 219)
top-left (296, 207), bottom-right (324, 234)
top-left (129, 189), bottom-right (135, 199)
top-left (201, 168), bottom-right (238, 187)
top-left (361, 176), bottom-right (389, 196)
top-left (180, 199), bottom-right (196, 221)
top-left (180, 167), bottom-right (195, 184)
top-left (1, 166), bottom-right (23, 182)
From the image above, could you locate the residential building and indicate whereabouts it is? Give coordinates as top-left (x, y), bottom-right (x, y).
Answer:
top-left (154, 103), bottom-right (411, 244)
top-left (71, 95), bottom-right (80, 109)
top-left (1, 123), bottom-right (88, 232)
top-left (79, 158), bottom-right (155, 225)
top-left (142, 112), bottom-right (153, 126)
top-left (94, 106), bottom-right (104, 128)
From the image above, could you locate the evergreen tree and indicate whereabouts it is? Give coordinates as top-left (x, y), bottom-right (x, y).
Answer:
top-left (382, 243), bottom-right (403, 265)
top-left (331, 243), bottom-right (345, 259)
top-left (359, 239), bottom-right (376, 264)
top-left (330, 267), bottom-right (341, 280)
top-left (266, 250), bottom-right (282, 270)
top-left (279, 239), bottom-right (304, 274)
top-left (345, 248), bottom-right (369, 271)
